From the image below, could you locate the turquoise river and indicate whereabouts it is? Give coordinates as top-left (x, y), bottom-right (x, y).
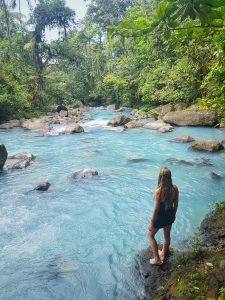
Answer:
top-left (0, 108), bottom-right (224, 299)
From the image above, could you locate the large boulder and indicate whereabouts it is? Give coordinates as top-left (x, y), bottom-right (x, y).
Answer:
top-left (71, 169), bottom-right (98, 180)
top-left (191, 140), bottom-right (224, 152)
top-left (0, 144), bottom-right (8, 170)
top-left (22, 117), bottom-right (51, 133)
top-left (200, 202), bottom-right (225, 246)
top-left (170, 135), bottom-right (195, 143)
top-left (154, 103), bottom-right (187, 119)
top-left (0, 119), bottom-right (22, 130)
top-left (124, 120), bottom-right (146, 129)
top-left (107, 115), bottom-right (132, 127)
top-left (59, 124), bottom-right (84, 134)
top-left (4, 151), bottom-right (35, 170)
top-left (163, 109), bottom-right (217, 126)
top-left (144, 120), bottom-right (173, 132)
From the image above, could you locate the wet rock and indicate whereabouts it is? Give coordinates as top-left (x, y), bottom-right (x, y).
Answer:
top-left (59, 124), bottom-right (84, 134)
top-left (127, 158), bottom-right (150, 163)
top-left (0, 144), bottom-right (8, 170)
top-left (22, 117), bottom-right (51, 133)
top-left (170, 135), bottom-right (195, 143)
top-left (107, 115), bottom-right (132, 127)
top-left (144, 120), bottom-right (173, 132)
top-left (135, 247), bottom-right (177, 299)
top-left (124, 120), bottom-right (146, 129)
top-left (158, 126), bottom-right (173, 133)
top-left (210, 172), bottom-right (223, 180)
top-left (71, 169), bottom-right (99, 180)
top-left (0, 119), bottom-right (22, 129)
top-left (34, 182), bottom-right (51, 191)
top-left (163, 109), bottom-right (217, 126)
top-left (166, 157), bottom-right (212, 166)
top-left (192, 140), bottom-right (224, 152)
top-left (200, 202), bottom-right (225, 246)
top-left (4, 151), bottom-right (35, 170)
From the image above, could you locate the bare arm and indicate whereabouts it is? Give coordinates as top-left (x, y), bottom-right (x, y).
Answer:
top-left (173, 185), bottom-right (179, 216)
top-left (150, 188), bottom-right (161, 223)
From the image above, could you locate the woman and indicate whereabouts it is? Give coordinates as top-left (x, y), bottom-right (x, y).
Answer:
top-left (147, 167), bottom-right (179, 265)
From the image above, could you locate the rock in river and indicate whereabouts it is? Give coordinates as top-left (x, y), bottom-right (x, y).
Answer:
top-left (71, 169), bottom-right (99, 180)
top-left (143, 120), bottom-right (173, 132)
top-left (34, 182), bottom-right (51, 191)
top-left (0, 144), bottom-right (8, 170)
top-left (4, 152), bottom-right (35, 170)
top-left (124, 120), bottom-right (146, 129)
top-left (191, 140), bottom-right (224, 152)
top-left (163, 108), bottom-right (217, 126)
top-left (107, 115), bottom-right (131, 127)
top-left (59, 124), bottom-right (84, 134)
top-left (166, 157), bottom-right (212, 166)
top-left (22, 117), bottom-right (51, 133)
top-left (170, 135), bottom-right (195, 143)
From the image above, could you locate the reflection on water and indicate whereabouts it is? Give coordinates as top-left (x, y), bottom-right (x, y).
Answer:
top-left (0, 108), bottom-right (224, 299)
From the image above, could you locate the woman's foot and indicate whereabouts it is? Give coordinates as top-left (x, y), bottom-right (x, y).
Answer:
top-left (158, 250), bottom-right (165, 262)
top-left (149, 258), bottom-right (162, 265)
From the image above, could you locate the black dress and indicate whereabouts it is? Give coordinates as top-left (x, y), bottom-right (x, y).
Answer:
top-left (153, 202), bottom-right (175, 229)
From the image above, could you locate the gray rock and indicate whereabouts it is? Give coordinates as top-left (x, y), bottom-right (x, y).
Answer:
top-left (200, 202), bottom-right (225, 246)
top-left (59, 124), bottom-right (84, 134)
top-left (71, 169), bottom-right (99, 180)
top-left (166, 157), bottom-right (212, 166)
top-left (22, 117), bottom-right (51, 133)
top-left (124, 120), bottom-right (146, 129)
top-left (4, 151), bottom-right (35, 170)
top-left (144, 120), bottom-right (173, 132)
top-left (163, 109), bottom-right (217, 126)
top-left (192, 140), bottom-right (224, 152)
top-left (170, 135), bottom-right (195, 143)
top-left (127, 158), bottom-right (150, 163)
top-left (34, 182), bottom-right (51, 191)
top-left (107, 115), bottom-right (132, 127)
top-left (154, 103), bottom-right (188, 119)
top-left (0, 144), bottom-right (8, 170)
top-left (0, 119), bottom-right (21, 129)
top-left (210, 172), bottom-right (223, 180)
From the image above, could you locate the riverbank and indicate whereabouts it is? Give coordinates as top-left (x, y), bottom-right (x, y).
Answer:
top-left (137, 202), bottom-right (225, 300)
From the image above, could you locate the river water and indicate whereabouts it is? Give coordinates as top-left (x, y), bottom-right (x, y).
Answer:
top-left (0, 108), bottom-right (224, 299)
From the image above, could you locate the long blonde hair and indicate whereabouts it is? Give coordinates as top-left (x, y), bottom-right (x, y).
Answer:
top-left (157, 167), bottom-right (173, 209)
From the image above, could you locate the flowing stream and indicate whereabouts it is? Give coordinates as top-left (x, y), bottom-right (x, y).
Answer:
top-left (0, 108), bottom-right (225, 299)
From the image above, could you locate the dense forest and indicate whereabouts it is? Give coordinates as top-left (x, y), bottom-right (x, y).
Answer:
top-left (0, 0), bottom-right (225, 122)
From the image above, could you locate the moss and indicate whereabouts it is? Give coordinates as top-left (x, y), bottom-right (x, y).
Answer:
top-left (154, 247), bottom-right (225, 300)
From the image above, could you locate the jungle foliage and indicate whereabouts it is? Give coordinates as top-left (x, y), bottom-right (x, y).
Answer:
top-left (0, 0), bottom-right (225, 121)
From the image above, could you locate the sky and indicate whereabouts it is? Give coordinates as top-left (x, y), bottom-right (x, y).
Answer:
top-left (17, 0), bottom-right (89, 40)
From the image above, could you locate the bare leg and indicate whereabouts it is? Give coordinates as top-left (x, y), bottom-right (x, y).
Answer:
top-left (159, 225), bottom-right (172, 261)
top-left (147, 224), bottom-right (161, 265)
